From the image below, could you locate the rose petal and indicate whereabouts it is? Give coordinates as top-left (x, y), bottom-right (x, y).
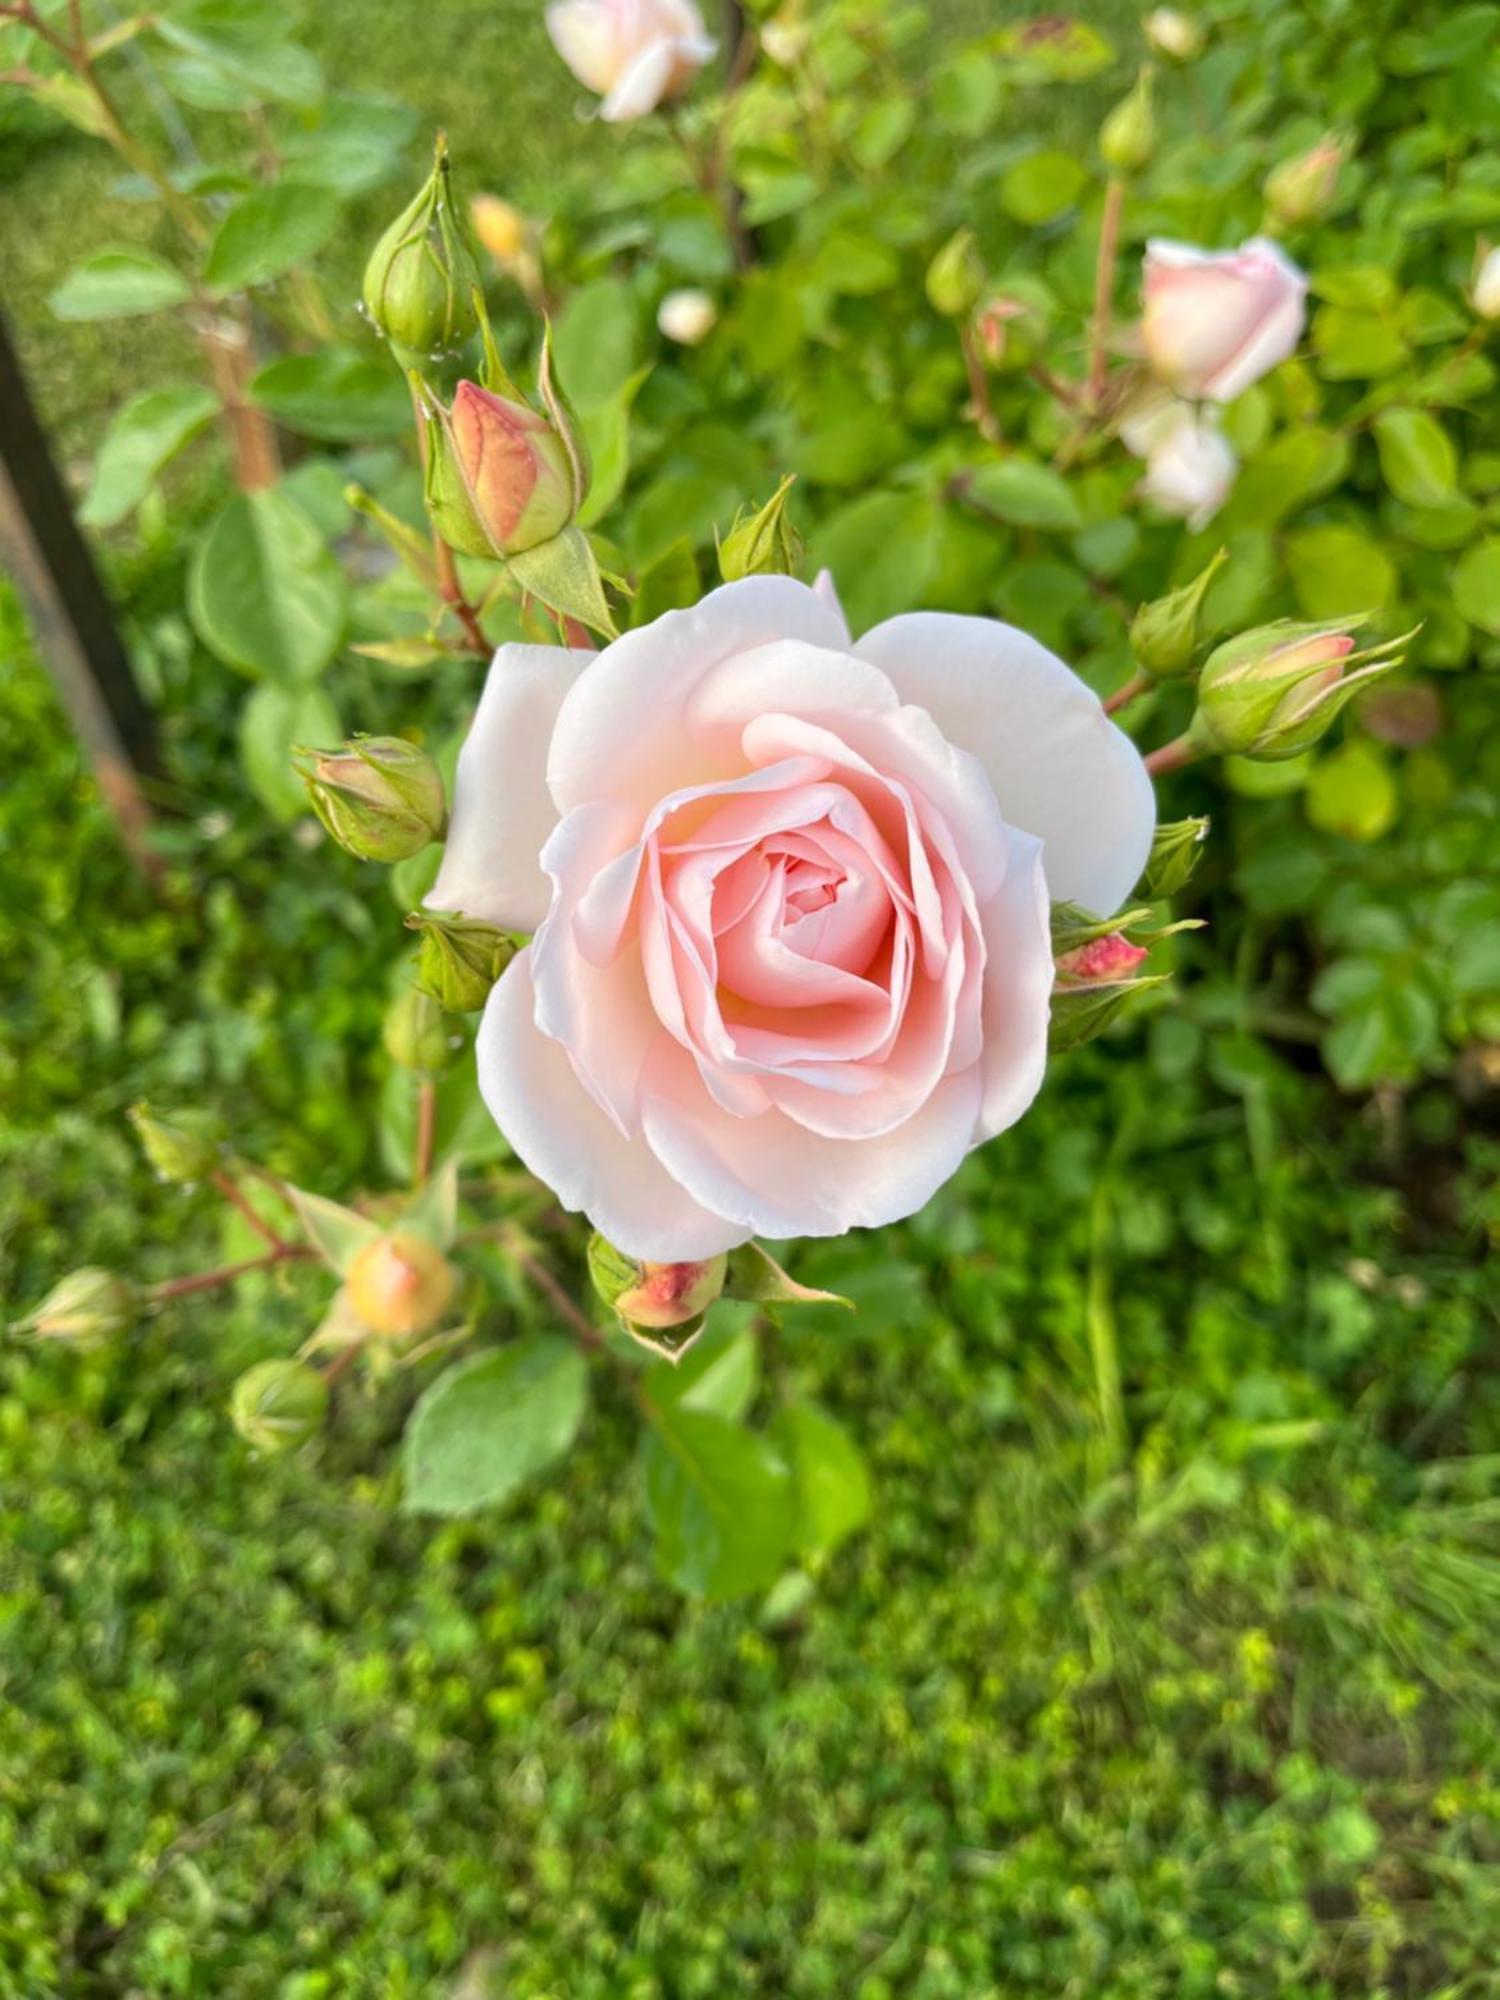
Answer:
top-left (426, 643), bottom-right (593, 933)
top-left (974, 828), bottom-right (1053, 1140)
top-left (853, 613), bottom-right (1156, 914)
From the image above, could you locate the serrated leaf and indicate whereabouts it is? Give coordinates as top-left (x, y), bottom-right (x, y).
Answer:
top-left (402, 1338), bottom-right (588, 1516)
top-left (81, 385), bottom-right (217, 527)
top-left (50, 249), bottom-right (191, 321)
top-left (642, 1402), bottom-right (795, 1599)
top-left (205, 183), bottom-right (342, 293)
top-left (188, 488), bottom-right (347, 682)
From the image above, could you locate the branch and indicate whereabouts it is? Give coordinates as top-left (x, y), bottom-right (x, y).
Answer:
top-left (1088, 177), bottom-right (1126, 408)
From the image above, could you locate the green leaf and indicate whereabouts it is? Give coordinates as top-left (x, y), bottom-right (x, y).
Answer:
top-left (1305, 742), bottom-right (1398, 843)
top-left (552, 277), bottom-right (639, 411)
top-left (1311, 304), bottom-right (1407, 381)
top-left (205, 183), bottom-right (342, 292)
top-left (648, 1322), bottom-right (759, 1423)
top-left (1372, 408), bottom-right (1458, 507)
top-left (279, 97), bottom-right (420, 192)
top-left (1453, 536), bottom-right (1500, 637)
top-left (49, 249), bottom-right (191, 321)
top-left (1284, 524), bottom-right (1395, 620)
top-left (239, 681), bottom-right (341, 821)
top-left (247, 350), bottom-right (410, 441)
top-left (188, 488), bottom-right (348, 683)
top-left (403, 1340), bottom-right (589, 1517)
top-left (966, 458), bottom-right (1083, 531)
top-left (772, 1402), bottom-right (873, 1560)
top-left (578, 368), bottom-right (649, 528)
top-left (1000, 150), bottom-right (1088, 226)
top-left (154, 1), bottom-right (324, 105)
top-left (80, 386), bottom-right (217, 527)
top-left (642, 1403), bottom-right (795, 1599)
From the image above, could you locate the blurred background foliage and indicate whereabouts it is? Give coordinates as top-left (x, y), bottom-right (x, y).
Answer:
top-left (1, 0), bottom-right (1498, 1990)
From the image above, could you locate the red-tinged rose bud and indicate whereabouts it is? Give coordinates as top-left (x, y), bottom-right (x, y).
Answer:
top-left (1056, 933), bottom-right (1151, 983)
top-left (347, 1232), bottom-right (456, 1338)
top-left (1190, 617), bottom-right (1412, 763)
top-left (614, 1258), bottom-right (728, 1331)
top-left (446, 379), bottom-right (578, 557)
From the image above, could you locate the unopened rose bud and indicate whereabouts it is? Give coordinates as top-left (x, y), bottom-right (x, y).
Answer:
top-left (1100, 67), bottom-right (1157, 175)
top-left (382, 986), bottom-right (453, 1074)
top-left (759, 9), bottom-right (809, 65)
top-left (1140, 814), bottom-right (1211, 898)
top-left (14, 1267), bottom-right (138, 1345)
top-left (657, 287), bottom-right (717, 346)
top-left (972, 295), bottom-right (1026, 368)
top-left (347, 1233), bottom-right (457, 1338)
top-left (1144, 8), bottom-right (1203, 60)
top-left (1142, 237), bottom-right (1307, 403)
top-left (230, 1358), bottom-right (328, 1453)
top-left (925, 226), bottom-right (984, 319)
top-left (1129, 548), bottom-right (1227, 680)
top-left (294, 736), bottom-right (446, 862)
top-left (431, 380), bottom-right (579, 558)
top-left (588, 1232), bottom-right (727, 1356)
top-left (1190, 617), bottom-right (1410, 762)
top-left (128, 1102), bottom-right (221, 1185)
top-left (718, 475), bottom-right (802, 581)
top-left (1472, 243), bottom-right (1500, 320)
top-left (406, 909), bottom-right (516, 1012)
top-left (1057, 932), bottom-right (1150, 983)
top-left (363, 136), bottom-right (481, 357)
top-left (1264, 136), bottom-right (1345, 227)
top-left (470, 193), bottom-right (527, 264)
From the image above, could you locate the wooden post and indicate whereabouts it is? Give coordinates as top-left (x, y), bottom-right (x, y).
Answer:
top-left (0, 307), bottom-right (163, 881)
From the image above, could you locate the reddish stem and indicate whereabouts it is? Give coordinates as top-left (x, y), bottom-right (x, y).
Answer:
top-left (150, 1244), bottom-right (315, 1303)
top-left (1103, 671), bottom-right (1151, 717)
top-left (212, 1168), bottom-right (287, 1251)
top-left (958, 325), bottom-right (1001, 444)
top-left (522, 1253), bottom-right (602, 1348)
top-left (1143, 734), bottom-right (1197, 777)
top-left (1088, 178), bottom-right (1126, 408)
top-left (414, 1077), bottom-right (438, 1187)
top-left (435, 538), bottom-right (490, 658)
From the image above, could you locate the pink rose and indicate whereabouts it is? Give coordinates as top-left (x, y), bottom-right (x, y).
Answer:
top-left (1142, 237), bottom-right (1307, 403)
top-left (545, 0), bottom-right (716, 122)
top-left (429, 579), bottom-right (1155, 1258)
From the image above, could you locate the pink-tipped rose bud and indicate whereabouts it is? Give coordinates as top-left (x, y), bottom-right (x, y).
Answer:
top-left (1191, 617), bottom-right (1409, 762)
top-left (1056, 933), bottom-right (1151, 983)
top-left (546, 0), bottom-right (716, 122)
top-left (1264, 136), bottom-right (1345, 227)
top-left (347, 1233), bottom-right (457, 1339)
top-left (1141, 237), bottom-right (1307, 402)
top-left (587, 1232), bottom-right (728, 1354)
top-left (448, 381), bottom-right (578, 557)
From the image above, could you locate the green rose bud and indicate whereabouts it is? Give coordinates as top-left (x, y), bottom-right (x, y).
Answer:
top-left (1129, 548), bottom-right (1227, 680)
top-left (230, 1359), bottom-right (328, 1453)
top-left (1100, 67), bottom-right (1157, 175)
top-left (363, 135), bottom-right (482, 357)
top-left (14, 1267), bottom-right (138, 1345)
top-left (1140, 815), bottom-right (1211, 899)
top-left (1264, 136), bottom-right (1345, 228)
top-left (1190, 617), bottom-right (1411, 763)
top-left (925, 226), bottom-right (984, 319)
top-left (407, 909), bottom-right (517, 1012)
top-left (718, 475), bottom-right (803, 582)
top-left (127, 1102), bottom-right (222, 1185)
top-left (382, 986), bottom-right (453, 1074)
top-left (588, 1232), bottom-right (728, 1360)
top-left (294, 736), bottom-right (447, 862)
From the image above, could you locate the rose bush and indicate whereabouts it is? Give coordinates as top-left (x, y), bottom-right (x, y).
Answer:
top-left (427, 576), bottom-right (1154, 1256)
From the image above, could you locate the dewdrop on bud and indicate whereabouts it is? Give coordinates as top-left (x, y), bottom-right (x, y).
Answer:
top-left (1143, 8), bottom-right (1203, 60)
top-left (1190, 616), bottom-right (1411, 762)
top-left (1129, 548), bottom-right (1227, 680)
top-left (347, 1233), bottom-right (457, 1338)
top-left (294, 737), bottom-right (446, 862)
top-left (128, 1102), bottom-right (221, 1185)
top-left (230, 1359), bottom-right (328, 1453)
top-left (14, 1267), bottom-right (138, 1346)
top-left (362, 135), bottom-right (481, 356)
top-left (382, 986), bottom-right (453, 1074)
top-left (1264, 136), bottom-right (1345, 227)
top-left (1100, 67), bottom-right (1157, 175)
top-left (1471, 243), bottom-right (1500, 320)
top-left (657, 288), bottom-right (717, 345)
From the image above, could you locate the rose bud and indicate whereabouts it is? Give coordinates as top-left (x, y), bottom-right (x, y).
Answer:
top-left (1264, 137), bottom-right (1345, 228)
top-left (718, 475), bottom-right (802, 582)
top-left (470, 193), bottom-right (527, 265)
top-left (127, 1101), bottom-right (221, 1185)
top-left (1056, 932), bottom-right (1150, 983)
top-left (759, 9), bottom-right (809, 66)
top-left (382, 986), bottom-right (453, 1074)
top-left (925, 226), bottom-right (984, 319)
top-left (1099, 67), bottom-right (1157, 176)
top-left (1142, 237), bottom-right (1308, 402)
top-left (347, 1233), bottom-right (457, 1338)
top-left (294, 736), bottom-right (446, 862)
top-left (1190, 617), bottom-right (1410, 763)
top-left (588, 1232), bottom-right (727, 1356)
top-left (14, 1267), bottom-right (138, 1345)
top-left (1050, 930), bottom-right (1163, 1053)
top-left (1138, 409), bottom-right (1237, 529)
top-left (1144, 8), bottom-right (1203, 60)
top-left (1130, 547), bottom-right (1227, 680)
top-left (230, 1359), bottom-right (328, 1454)
top-left (1472, 243), bottom-right (1500, 320)
top-left (546, 0), bottom-right (716, 122)
top-left (407, 909), bottom-right (517, 1013)
top-left (439, 380), bottom-right (579, 558)
top-left (657, 287), bottom-right (717, 346)
top-left (362, 136), bottom-right (481, 357)
top-left (1140, 815), bottom-right (1211, 899)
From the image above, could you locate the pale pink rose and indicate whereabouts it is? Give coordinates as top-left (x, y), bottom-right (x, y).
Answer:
top-left (1142, 237), bottom-right (1307, 402)
top-left (1137, 406), bottom-right (1237, 528)
top-left (429, 579), bottom-right (1155, 1259)
top-left (545, 0), bottom-right (715, 121)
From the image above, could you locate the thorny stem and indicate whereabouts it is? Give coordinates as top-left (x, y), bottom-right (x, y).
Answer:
top-left (1088, 176), bottom-right (1126, 409)
top-left (1103, 671), bottom-right (1152, 717)
top-left (1143, 733), bottom-right (1198, 777)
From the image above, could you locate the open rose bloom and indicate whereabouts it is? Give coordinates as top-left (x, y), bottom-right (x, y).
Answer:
top-left (1142, 238), bottom-right (1307, 403)
top-left (545, 0), bottom-right (715, 122)
top-left (430, 580), bottom-right (1155, 1258)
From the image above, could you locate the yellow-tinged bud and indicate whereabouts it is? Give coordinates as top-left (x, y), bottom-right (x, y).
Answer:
top-left (470, 193), bottom-right (527, 264)
top-left (718, 475), bottom-right (802, 582)
top-left (347, 1233), bottom-right (456, 1338)
top-left (230, 1359), bottom-right (328, 1453)
top-left (1264, 136), bottom-right (1345, 227)
top-left (294, 736), bottom-right (446, 862)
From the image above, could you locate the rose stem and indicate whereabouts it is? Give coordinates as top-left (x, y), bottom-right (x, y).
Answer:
top-left (211, 1169), bottom-right (289, 1251)
top-left (1088, 176), bottom-right (1126, 409)
top-left (149, 1244), bottom-right (316, 1304)
top-left (1103, 671), bottom-right (1152, 717)
top-left (1143, 734), bottom-right (1198, 776)
top-left (958, 324), bottom-right (1001, 443)
top-left (413, 1077), bottom-right (438, 1187)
